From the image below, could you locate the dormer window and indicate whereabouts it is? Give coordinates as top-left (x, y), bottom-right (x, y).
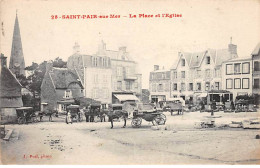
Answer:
top-left (206, 56), bottom-right (210, 64)
top-left (181, 59), bottom-right (185, 66)
top-left (65, 90), bottom-right (72, 98)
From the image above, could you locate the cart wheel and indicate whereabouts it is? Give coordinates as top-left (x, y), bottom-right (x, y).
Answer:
top-left (152, 116), bottom-right (166, 126)
top-left (18, 117), bottom-right (24, 125)
top-left (131, 117), bottom-right (142, 128)
top-left (160, 113), bottom-right (166, 121)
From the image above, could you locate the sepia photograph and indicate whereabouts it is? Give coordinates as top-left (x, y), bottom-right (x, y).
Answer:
top-left (0, 0), bottom-right (260, 165)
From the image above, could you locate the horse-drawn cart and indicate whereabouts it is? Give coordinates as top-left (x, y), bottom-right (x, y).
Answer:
top-left (16, 107), bottom-right (37, 124)
top-left (66, 105), bottom-right (83, 123)
top-left (131, 103), bottom-right (166, 127)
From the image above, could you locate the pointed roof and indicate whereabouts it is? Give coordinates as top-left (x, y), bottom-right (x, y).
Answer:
top-left (49, 68), bottom-right (84, 89)
top-left (251, 42), bottom-right (260, 56)
top-left (9, 13), bottom-right (25, 76)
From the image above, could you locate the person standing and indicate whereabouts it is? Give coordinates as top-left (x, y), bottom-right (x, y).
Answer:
top-left (66, 111), bottom-right (72, 124)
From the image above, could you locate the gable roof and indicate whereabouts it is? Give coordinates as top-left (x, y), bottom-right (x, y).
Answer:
top-left (0, 66), bottom-right (22, 97)
top-left (171, 48), bottom-right (237, 69)
top-left (49, 68), bottom-right (83, 89)
top-left (251, 42), bottom-right (260, 56)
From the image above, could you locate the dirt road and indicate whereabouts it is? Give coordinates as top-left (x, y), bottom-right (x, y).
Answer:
top-left (1, 111), bottom-right (260, 164)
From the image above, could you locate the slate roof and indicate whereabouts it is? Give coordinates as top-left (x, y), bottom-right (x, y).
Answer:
top-left (251, 42), bottom-right (260, 56)
top-left (49, 68), bottom-right (83, 89)
top-left (0, 66), bottom-right (22, 97)
top-left (105, 50), bottom-right (134, 61)
top-left (171, 48), bottom-right (237, 69)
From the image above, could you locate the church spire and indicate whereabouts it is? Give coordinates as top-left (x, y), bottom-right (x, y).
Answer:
top-left (9, 12), bottom-right (25, 76)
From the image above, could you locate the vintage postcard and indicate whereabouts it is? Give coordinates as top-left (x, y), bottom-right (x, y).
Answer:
top-left (0, 0), bottom-right (260, 165)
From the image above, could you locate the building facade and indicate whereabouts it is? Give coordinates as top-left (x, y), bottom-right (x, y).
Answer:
top-left (0, 54), bottom-right (23, 123)
top-left (67, 41), bottom-right (142, 104)
top-left (41, 62), bottom-right (84, 113)
top-left (169, 40), bottom-right (238, 103)
top-left (251, 42), bottom-right (260, 104)
top-left (222, 57), bottom-right (252, 101)
top-left (149, 65), bottom-right (171, 103)
top-left (67, 42), bottom-right (113, 104)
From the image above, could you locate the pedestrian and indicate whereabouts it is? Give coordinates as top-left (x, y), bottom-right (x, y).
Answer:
top-left (66, 111), bottom-right (72, 124)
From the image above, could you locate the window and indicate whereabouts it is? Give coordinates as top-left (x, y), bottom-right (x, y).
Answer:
top-left (125, 67), bottom-right (130, 75)
top-left (93, 74), bottom-right (98, 83)
top-left (242, 78), bottom-right (249, 89)
top-left (165, 83), bottom-right (169, 91)
top-left (242, 62), bottom-right (250, 74)
top-left (181, 83), bottom-right (186, 91)
top-left (196, 70), bottom-right (201, 78)
top-left (173, 72), bottom-right (177, 79)
top-left (215, 82), bottom-right (219, 90)
top-left (126, 81), bottom-right (131, 90)
top-left (181, 71), bottom-right (185, 78)
top-left (92, 88), bottom-right (98, 99)
top-left (206, 56), bottom-right (210, 64)
top-left (173, 83), bottom-right (177, 91)
top-left (205, 69), bottom-right (211, 78)
top-left (152, 84), bottom-right (156, 92)
top-left (61, 104), bottom-right (67, 111)
top-left (234, 63), bottom-right (241, 74)
top-left (254, 78), bottom-right (260, 88)
top-left (254, 61), bottom-right (260, 71)
top-left (158, 84), bottom-right (163, 92)
top-left (134, 82), bottom-right (138, 89)
top-left (117, 81), bottom-right (122, 90)
top-left (117, 67), bottom-right (122, 76)
top-left (234, 78), bottom-right (241, 89)
top-left (189, 83), bottom-right (193, 91)
top-left (103, 75), bottom-right (107, 83)
top-left (65, 90), bottom-right (72, 98)
top-left (226, 79), bottom-right (233, 89)
top-left (205, 82), bottom-right (210, 91)
top-left (197, 83), bottom-right (201, 91)
top-left (103, 88), bottom-right (109, 98)
top-left (181, 59), bottom-right (185, 66)
top-left (226, 64), bottom-right (233, 75)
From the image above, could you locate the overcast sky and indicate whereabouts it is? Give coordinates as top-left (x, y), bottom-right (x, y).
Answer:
top-left (1, 0), bottom-right (260, 89)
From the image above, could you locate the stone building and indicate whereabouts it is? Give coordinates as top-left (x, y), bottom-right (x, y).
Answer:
top-left (170, 39), bottom-right (238, 103)
top-left (41, 62), bottom-right (84, 113)
top-left (149, 65), bottom-right (171, 103)
top-left (0, 54), bottom-right (23, 123)
top-left (9, 13), bottom-right (25, 76)
top-left (67, 41), bottom-right (142, 104)
top-left (222, 57), bottom-right (252, 101)
top-left (251, 42), bottom-right (260, 104)
top-left (67, 42), bottom-right (112, 104)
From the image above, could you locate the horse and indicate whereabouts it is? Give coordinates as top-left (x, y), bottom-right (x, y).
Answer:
top-left (107, 110), bottom-right (128, 129)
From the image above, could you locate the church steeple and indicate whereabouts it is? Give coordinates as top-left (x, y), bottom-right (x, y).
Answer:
top-left (9, 12), bottom-right (25, 76)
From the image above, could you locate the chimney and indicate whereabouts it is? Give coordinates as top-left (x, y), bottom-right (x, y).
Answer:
top-left (97, 40), bottom-right (106, 55)
top-left (228, 37), bottom-right (237, 56)
top-left (154, 65), bottom-right (159, 71)
top-left (119, 46), bottom-right (127, 60)
top-left (73, 42), bottom-right (80, 54)
top-left (46, 60), bottom-right (53, 72)
top-left (0, 53), bottom-right (7, 67)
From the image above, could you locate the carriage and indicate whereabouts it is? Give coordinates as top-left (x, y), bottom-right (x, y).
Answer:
top-left (160, 98), bottom-right (184, 115)
top-left (16, 107), bottom-right (37, 124)
top-left (85, 104), bottom-right (108, 122)
top-left (131, 103), bottom-right (166, 127)
top-left (66, 105), bottom-right (83, 123)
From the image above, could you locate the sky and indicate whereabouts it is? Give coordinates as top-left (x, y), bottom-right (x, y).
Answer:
top-left (1, 0), bottom-right (260, 89)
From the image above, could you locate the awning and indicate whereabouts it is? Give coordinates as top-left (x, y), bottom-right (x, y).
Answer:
top-left (198, 93), bottom-right (207, 98)
top-left (114, 94), bottom-right (139, 102)
top-left (57, 99), bottom-right (75, 104)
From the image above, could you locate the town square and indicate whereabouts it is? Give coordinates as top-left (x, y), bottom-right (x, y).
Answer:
top-left (0, 0), bottom-right (260, 165)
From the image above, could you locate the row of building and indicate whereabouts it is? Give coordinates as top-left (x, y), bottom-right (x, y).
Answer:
top-left (149, 40), bottom-right (260, 104)
top-left (40, 41), bottom-right (142, 113)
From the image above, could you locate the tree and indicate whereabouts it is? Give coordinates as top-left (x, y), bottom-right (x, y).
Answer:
top-left (19, 57), bottom-right (67, 110)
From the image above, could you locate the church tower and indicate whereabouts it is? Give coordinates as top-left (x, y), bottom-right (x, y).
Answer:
top-left (9, 12), bottom-right (25, 76)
